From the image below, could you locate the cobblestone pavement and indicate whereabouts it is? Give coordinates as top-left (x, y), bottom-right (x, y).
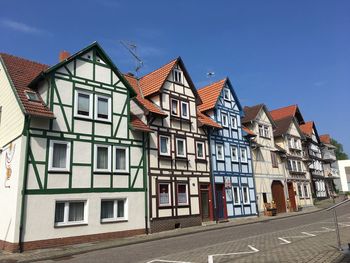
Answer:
top-left (35, 203), bottom-right (350, 263)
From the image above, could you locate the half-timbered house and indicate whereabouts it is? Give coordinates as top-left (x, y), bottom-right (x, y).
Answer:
top-left (124, 58), bottom-right (220, 232)
top-left (0, 42), bottom-right (150, 251)
top-left (198, 79), bottom-right (257, 220)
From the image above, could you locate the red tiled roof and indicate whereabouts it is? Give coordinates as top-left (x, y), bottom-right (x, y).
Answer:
top-left (197, 111), bottom-right (221, 129)
top-left (300, 121), bottom-right (314, 137)
top-left (242, 125), bottom-right (256, 136)
top-left (320, 134), bottom-right (331, 144)
top-left (0, 53), bottom-right (54, 118)
top-left (139, 58), bottom-right (177, 97)
top-left (242, 104), bottom-right (264, 123)
top-left (197, 78), bottom-right (227, 112)
top-left (270, 105), bottom-right (297, 121)
top-left (130, 115), bottom-right (152, 132)
top-left (124, 74), bottom-right (167, 117)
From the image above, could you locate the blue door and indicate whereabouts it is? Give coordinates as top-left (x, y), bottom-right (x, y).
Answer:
top-left (216, 184), bottom-right (225, 219)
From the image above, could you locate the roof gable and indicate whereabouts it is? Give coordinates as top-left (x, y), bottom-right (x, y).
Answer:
top-left (300, 121), bottom-right (320, 143)
top-left (242, 104), bottom-right (276, 128)
top-left (0, 53), bottom-right (54, 118)
top-left (270, 104), bottom-right (305, 124)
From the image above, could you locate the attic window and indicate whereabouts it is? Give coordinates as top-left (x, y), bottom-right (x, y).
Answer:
top-left (173, 69), bottom-right (182, 84)
top-left (26, 91), bottom-right (40, 102)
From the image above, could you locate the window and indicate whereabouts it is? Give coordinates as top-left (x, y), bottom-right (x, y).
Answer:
top-left (231, 146), bottom-right (238, 162)
top-left (240, 148), bottom-right (248, 163)
top-left (115, 146), bottom-right (129, 173)
top-left (231, 116), bottom-right (237, 129)
top-left (297, 184), bottom-right (303, 197)
top-left (54, 201), bottom-right (86, 226)
top-left (173, 69), bottom-right (182, 83)
top-left (216, 144), bottom-right (224, 161)
top-left (262, 193), bottom-right (267, 203)
top-left (159, 183), bottom-right (171, 206)
top-left (225, 188), bottom-right (233, 202)
top-left (223, 89), bottom-right (230, 100)
top-left (303, 184), bottom-right (309, 198)
top-left (297, 161), bottom-right (302, 172)
top-left (94, 145), bottom-right (111, 172)
top-left (233, 187), bottom-right (240, 204)
top-left (271, 151), bottom-right (278, 168)
top-left (171, 99), bottom-right (179, 116)
top-left (159, 135), bottom-right (171, 156)
top-left (175, 138), bottom-right (186, 158)
top-left (95, 95), bottom-right (111, 121)
top-left (242, 187), bottom-right (250, 204)
top-left (25, 91), bottom-right (40, 102)
top-left (49, 140), bottom-right (71, 171)
top-left (181, 101), bottom-right (189, 119)
top-left (294, 138), bottom-right (300, 149)
top-left (101, 199), bottom-right (127, 222)
top-left (177, 183), bottom-right (188, 205)
top-left (75, 90), bottom-right (92, 118)
top-left (222, 113), bottom-right (228, 127)
top-left (196, 141), bottom-right (205, 159)
top-left (258, 124), bottom-right (269, 138)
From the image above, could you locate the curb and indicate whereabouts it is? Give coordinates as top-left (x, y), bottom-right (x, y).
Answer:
top-left (4, 207), bottom-right (328, 263)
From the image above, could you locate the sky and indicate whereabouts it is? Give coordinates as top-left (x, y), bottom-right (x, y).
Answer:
top-left (1, 0), bottom-right (349, 155)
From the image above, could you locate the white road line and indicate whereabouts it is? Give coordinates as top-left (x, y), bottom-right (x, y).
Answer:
top-left (338, 222), bottom-right (350, 226)
top-left (301, 232), bottom-right (316, 237)
top-left (207, 245), bottom-right (259, 263)
top-left (146, 260), bottom-right (193, 263)
top-left (278, 237), bottom-right (291, 244)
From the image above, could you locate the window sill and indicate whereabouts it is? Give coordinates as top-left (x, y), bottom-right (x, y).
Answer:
top-left (94, 118), bottom-right (112, 124)
top-left (100, 219), bottom-right (128, 224)
top-left (54, 222), bottom-right (88, 228)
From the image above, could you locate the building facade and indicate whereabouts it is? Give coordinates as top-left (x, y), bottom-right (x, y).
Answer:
top-left (0, 43), bottom-right (150, 251)
top-left (125, 58), bottom-right (219, 232)
top-left (242, 104), bottom-right (287, 214)
top-left (198, 79), bottom-right (257, 220)
top-left (270, 106), bottom-right (314, 210)
top-left (337, 160), bottom-right (350, 192)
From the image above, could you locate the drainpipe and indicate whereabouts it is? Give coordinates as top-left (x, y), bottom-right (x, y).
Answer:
top-left (143, 132), bottom-right (149, 234)
top-left (249, 137), bottom-right (259, 217)
top-left (19, 116), bottom-right (31, 252)
top-left (207, 128), bottom-right (218, 223)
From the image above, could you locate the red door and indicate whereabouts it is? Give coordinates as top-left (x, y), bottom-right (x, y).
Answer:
top-left (288, 182), bottom-right (297, 212)
top-left (271, 181), bottom-right (287, 213)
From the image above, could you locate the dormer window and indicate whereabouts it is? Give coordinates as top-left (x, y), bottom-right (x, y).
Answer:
top-left (26, 91), bottom-right (40, 102)
top-left (223, 89), bottom-right (230, 101)
top-left (173, 69), bottom-right (182, 84)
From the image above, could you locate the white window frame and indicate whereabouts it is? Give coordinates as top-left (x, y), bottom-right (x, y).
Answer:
top-left (173, 69), bottom-right (182, 84)
top-left (303, 184), bottom-right (309, 198)
top-left (114, 146), bottom-right (129, 173)
top-left (180, 101), bottom-right (189, 119)
top-left (231, 116), bottom-right (237, 129)
top-left (49, 140), bottom-right (71, 172)
top-left (196, 141), bottom-right (205, 160)
top-left (170, 98), bottom-right (179, 117)
top-left (94, 144), bottom-right (111, 172)
top-left (231, 146), bottom-right (238, 162)
top-left (100, 199), bottom-right (128, 223)
top-left (242, 187), bottom-right (250, 204)
top-left (158, 182), bottom-right (171, 207)
top-left (222, 113), bottom-right (228, 127)
top-left (223, 88), bottom-right (230, 101)
top-left (233, 186), bottom-right (240, 205)
top-left (240, 148), bottom-right (248, 163)
top-left (54, 200), bottom-right (87, 227)
top-left (94, 94), bottom-right (111, 122)
top-left (175, 138), bottom-right (187, 158)
top-left (264, 126), bottom-right (269, 138)
top-left (159, 135), bottom-right (171, 156)
top-left (75, 90), bottom-right (93, 119)
top-left (216, 144), bottom-right (224, 161)
top-left (177, 183), bottom-right (189, 205)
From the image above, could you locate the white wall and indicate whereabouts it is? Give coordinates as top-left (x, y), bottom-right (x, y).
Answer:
top-left (337, 160), bottom-right (350, 192)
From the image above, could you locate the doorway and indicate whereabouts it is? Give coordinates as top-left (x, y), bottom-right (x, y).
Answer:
top-left (271, 181), bottom-right (287, 213)
top-left (199, 184), bottom-right (212, 221)
top-left (215, 184), bottom-right (227, 220)
top-left (287, 182), bottom-right (297, 212)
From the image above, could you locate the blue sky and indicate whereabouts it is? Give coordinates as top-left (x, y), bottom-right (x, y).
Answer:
top-left (1, 0), bottom-right (349, 154)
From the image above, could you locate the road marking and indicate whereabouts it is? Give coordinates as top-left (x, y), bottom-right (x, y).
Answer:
top-left (146, 260), bottom-right (193, 263)
top-left (301, 232), bottom-right (316, 237)
top-left (338, 222), bottom-right (350, 226)
top-left (278, 237), bottom-right (291, 244)
top-left (207, 245), bottom-right (259, 263)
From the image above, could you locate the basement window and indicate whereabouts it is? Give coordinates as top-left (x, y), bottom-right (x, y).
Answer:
top-left (25, 91), bottom-right (40, 102)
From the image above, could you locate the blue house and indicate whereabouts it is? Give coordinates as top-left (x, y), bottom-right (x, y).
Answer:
top-left (198, 78), bottom-right (257, 220)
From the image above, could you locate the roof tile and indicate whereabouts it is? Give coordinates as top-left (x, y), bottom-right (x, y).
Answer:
top-left (197, 79), bottom-right (226, 112)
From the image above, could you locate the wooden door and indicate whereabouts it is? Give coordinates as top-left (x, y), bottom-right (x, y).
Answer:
top-left (215, 184), bottom-right (226, 220)
top-left (200, 189), bottom-right (210, 221)
top-left (288, 182), bottom-right (297, 212)
top-left (271, 181), bottom-right (286, 213)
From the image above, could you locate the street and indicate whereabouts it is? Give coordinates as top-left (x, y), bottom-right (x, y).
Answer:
top-left (37, 202), bottom-right (350, 263)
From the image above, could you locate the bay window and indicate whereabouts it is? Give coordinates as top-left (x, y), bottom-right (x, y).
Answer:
top-left (49, 140), bottom-right (71, 172)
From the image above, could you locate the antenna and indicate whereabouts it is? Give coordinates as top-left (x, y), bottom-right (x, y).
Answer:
top-left (207, 71), bottom-right (215, 84)
top-left (120, 40), bottom-right (144, 98)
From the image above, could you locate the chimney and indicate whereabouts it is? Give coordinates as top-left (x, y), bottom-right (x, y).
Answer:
top-left (59, 50), bottom-right (70, 62)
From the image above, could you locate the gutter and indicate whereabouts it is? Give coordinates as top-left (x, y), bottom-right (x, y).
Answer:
top-left (143, 132), bottom-right (149, 234)
top-left (19, 116), bottom-right (31, 252)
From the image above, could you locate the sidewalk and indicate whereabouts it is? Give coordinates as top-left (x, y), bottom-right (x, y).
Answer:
top-left (0, 206), bottom-right (324, 263)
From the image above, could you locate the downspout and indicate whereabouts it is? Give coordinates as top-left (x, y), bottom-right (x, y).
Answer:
top-left (207, 128), bottom-right (217, 223)
top-left (248, 137), bottom-right (259, 217)
top-left (143, 132), bottom-right (149, 234)
top-left (19, 115), bottom-right (31, 252)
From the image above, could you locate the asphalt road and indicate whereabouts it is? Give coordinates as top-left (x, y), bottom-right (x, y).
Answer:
top-left (40, 202), bottom-right (350, 263)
